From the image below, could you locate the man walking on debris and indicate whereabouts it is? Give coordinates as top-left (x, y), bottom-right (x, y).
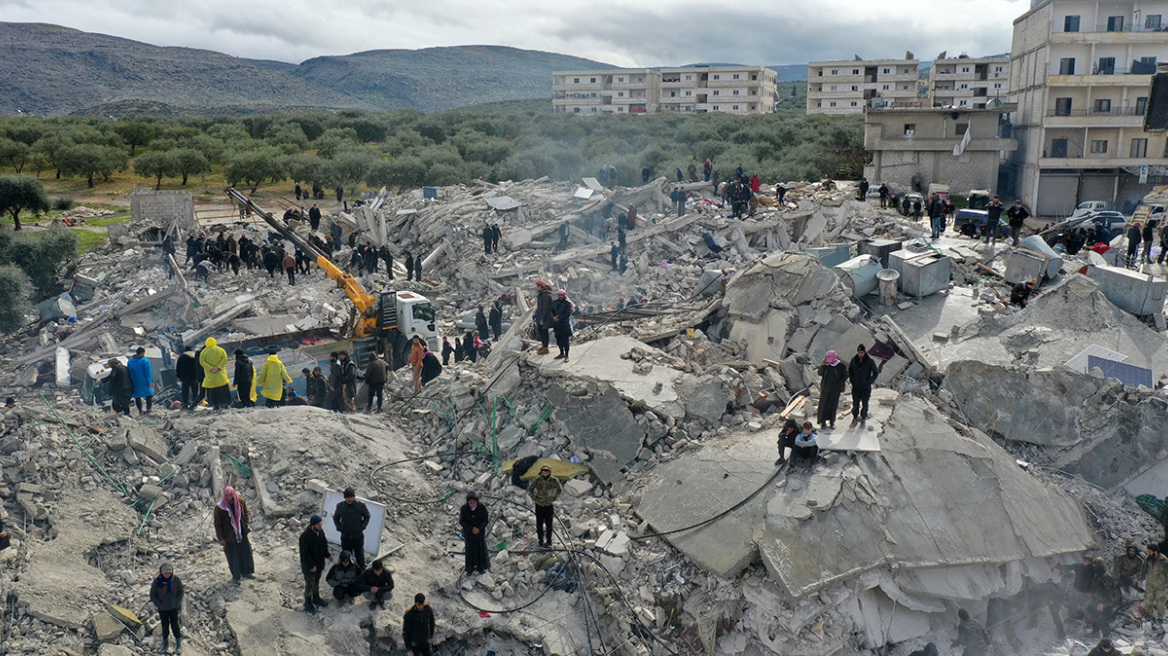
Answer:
top-left (1114, 543), bottom-right (1146, 600)
top-left (334, 487), bottom-right (371, 571)
top-left (214, 486), bottom-right (254, 582)
top-left (1007, 200), bottom-right (1029, 246)
top-left (1128, 222), bottom-right (1144, 267)
top-left (358, 559), bottom-right (394, 609)
top-left (460, 491), bottom-right (490, 575)
top-left (528, 464), bottom-right (562, 548)
top-left (176, 350), bottom-right (201, 410)
top-left (200, 338), bottom-right (231, 410)
top-left (339, 350), bottom-right (358, 412)
top-left (403, 593), bottom-right (436, 656)
top-left (953, 608), bottom-right (990, 656)
top-left (364, 353), bottom-right (389, 412)
top-left (299, 514), bottom-right (331, 614)
top-left (257, 350), bottom-right (292, 408)
top-left (848, 344), bottom-right (878, 424)
top-left (149, 562), bottom-right (184, 654)
top-left (102, 358), bottom-right (133, 416)
top-left (326, 550), bottom-right (362, 605)
top-left (127, 347), bottom-right (154, 415)
top-left (489, 299), bottom-right (503, 340)
top-left (404, 251), bottom-right (415, 282)
top-left (817, 349), bottom-right (847, 429)
top-left (535, 280), bottom-right (554, 355)
top-left (441, 337), bottom-right (453, 366)
top-left (233, 349), bottom-right (256, 408)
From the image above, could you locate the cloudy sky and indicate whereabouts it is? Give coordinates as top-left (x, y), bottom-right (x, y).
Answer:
top-left (2, 0), bottom-right (1026, 66)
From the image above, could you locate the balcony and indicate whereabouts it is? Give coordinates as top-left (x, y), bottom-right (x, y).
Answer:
top-left (866, 135), bottom-right (1018, 152)
top-left (1048, 73), bottom-right (1154, 87)
top-left (1040, 154), bottom-right (1163, 167)
top-left (1050, 28), bottom-right (1168, 44)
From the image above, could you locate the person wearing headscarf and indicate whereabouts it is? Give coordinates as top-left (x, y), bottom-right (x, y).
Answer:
top-left (550, 289), bottom-right (574, 362)
top-left (199, 337), bottom-right (231, 410)
top-left (817, 349), bottom-right (848, 430)
top-left (213, 486), bottom-right (254, 582)
top-left (420, 346), bottom-right (443, 387)
top-left (256, 350), bottom-right (293, 407)
top-left (150, 562), bottom-right (184, 654)
top-left (459, 491), bottom-right (490, 575)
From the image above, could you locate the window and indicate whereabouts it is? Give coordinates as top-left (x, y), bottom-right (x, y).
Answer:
top-left (902, 85), bottom-right (910, 90)
top-left (831, 69), bottom-right (838, 75)
top-left (883, 84), bottom-right (890, 90)
top-left (618, 92), bottom-right (624, 97)
top-left (851, 101), bottom-right (858, 106)
top-left (685, 75), bottom-right (692, 81)
top-left (1059, 58), bottom-right (1076, 75)
top-left (590, 107), bottom-right (597, 113)
top-left (617, 77), bottom-right (624, 82)
top-left (750, 105), bottom-right (756, 110)
top-left (959, 100), bottom-right (968, 106)
top-left (1094, 99), bottom-right (1111, 113)
top-left (1064, 15), bottom-right (1080, 32)
top-left (750, 89), bottom-right (757, 95)
top-left (818, 70), bottom-right (823, 76)
top-left (713, 105), bottom-right (720, 110)
top-left (829, 101), bottom-right (837, 107)
top-left (904, 123), bottom-right (916, 136)
top-left (751, 74), bottom-right (758, 80)
top-left (573, 107), bottom-right (580, 113)
top-left (851, 85), bottom-right (858, 91)
top-left (618, 107), bottom-right (624, 112)
top-left (1091, 140), bottom-right (1108, 153)
top-left (685, 90), bottom-right (692, 96)
top-left (713, 90), bottom-right (720, 95)
top-left (1137, 97), bottom-right (1149, 115)
top-left (1147, 14), bottom-right (1163, 29)
top-left (733, 74), bottom-right (740, 79)
top-left (669, 91), bottom-right (676, 97)
top-left (1051, 138), bottom-right (1068, 157)
top-left (830, 85), bottom-right (838, 91)
top-left (1107, 16), bottom-right (1124, 31)
top-left (590, 77), bottom-right (596, 83)
top-left (995, 66), bottom-right (1004, 73)
top-left (733, 90), bottom-right (740, 95)
top-left (1055, 97), bottom-right (1073, 115)
top-left (713, 74), bottom-right (720, 80)
top-left (995, 82), bottom-right (1003, 88)
top-left (962, 67), bottom-right (971, 73)
top-left (1132, 138), bottom-right (1148, 157)
top-left (1097, 57), bottom-right (1116, 74)
top-left (733, 105), bottom-right (740, 110)
top-left (573, 78), bottom-right (580, 83)
top-left (960, 83), bottom-right (969, 89)
top-left (881, 68), bottom-right (889, 74)
top-left (1141, 56), bottom-right (1159, 67)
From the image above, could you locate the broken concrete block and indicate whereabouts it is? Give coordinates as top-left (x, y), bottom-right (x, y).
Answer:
top-left (127, 425), bottom-right (167, 462)
top-left (93, 612), bottom-right (124, 642)
top-left (138, 484), bottom-right (165, 500)
top-left (99, 645), bottom-right (134, 656)
top-left (564, 479), bottom-right (593, 497)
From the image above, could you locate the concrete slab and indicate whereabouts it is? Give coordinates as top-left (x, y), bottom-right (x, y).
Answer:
top-left (548, 384), bottom-right (645, 484)
top-left (537, 336), bottom-right (685, 418)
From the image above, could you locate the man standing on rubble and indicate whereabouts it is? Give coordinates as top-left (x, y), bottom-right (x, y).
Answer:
top-left (364, 353), bottom-right (389, 413)
top-left (200, 338), bottom-right (231, 410)
top-left (848, 345), bottom-right (878, 424)
top-left (858, 178), bottom-right (870, 201)
top-left (491, 224), bottom-right (501, 253)
top-left (551, 289), bottom-right (574, 362)
top-left (103, 358), bottom-right (133, 416)
top-left (984, 197), bottom-right (1004, 245)
top-left (233, 349), bottom-right (256, 408)
top-left (307, 366), bottom-right (328, 408)
top-left (535, 281), bottom-right (554, 355)
top-left (339, 350), bottom-right (358, 412)
top-left (257, 350), bottom-right (292, 407)
top-left (1114, 542), bottom-right (1147, 600)
top-left (489, 300), bottom-right (503, 340)
top-left (175, 349), bottom-right (200, 411)
top-left (528, 464), bottom-right (562, 549)
top-left (953, 608), bottom-right (990, 656)
top-left (817, 350), bottom-right (847, 430)
top-left (481, 224), bottom-right (493, 255)
top-left (1127, 222), bottom-right (1144, 267)
top-left (878, 184), bottom-right (889, 209)
top-left (421, 345), bottom-right (443, 386)
top-left (610, 242), bottom-right (620, 271)
top-left (149, 562), bottom-right (184, 654)
top-left (408, 336), bottom-right (425, 394)
top-left (283, 249), bottom-right (296, 285)
top-left (300, 515), bottom-right (331, 614)
top-left (127, 347), bottom-right (154, 415)
top-left (404, 251), bottom-right (415, 282)
top-left (460, 491), bottom-right (491, 575)
top-left (1147, 543), bottom-right (1168, 622)
top-left (334, 487), bottom-right (371, 571)
top-left (475, 305), bottom-right (489, 342)
top-left (1007, 200), bottom-right (1029, 246)
top-left (327, 352), bottom-right (343, 412)
top-left (403, 593), bottom-right (436, 656)
top-left (928, 193), bottom-right (946, 239)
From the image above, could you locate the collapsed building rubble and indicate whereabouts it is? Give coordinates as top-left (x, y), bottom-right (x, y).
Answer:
top-left (3, 175), bottom-right (1168, 656)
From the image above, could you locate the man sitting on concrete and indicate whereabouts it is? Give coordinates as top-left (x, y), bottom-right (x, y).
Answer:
top-left (326, 550), bottom-right (363, 605)
top-left (357, 559), bottom-right (394, 609)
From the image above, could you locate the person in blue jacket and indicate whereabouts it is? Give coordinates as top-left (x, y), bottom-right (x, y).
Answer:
top-left (127, 347), bottom-right (154, 414)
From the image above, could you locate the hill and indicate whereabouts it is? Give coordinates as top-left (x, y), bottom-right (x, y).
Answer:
top-left (0, 23), bottom-right (609, 116)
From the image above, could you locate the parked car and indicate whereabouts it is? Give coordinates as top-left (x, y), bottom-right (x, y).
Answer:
top-left (967, 190), bottom-right (992, 210)
top-left (1071, 200), bottom-right (1111, 218)
top-left (954, 208), bottom-right (1010, 237)
top-left (898, 192), bottom-right (925, 216)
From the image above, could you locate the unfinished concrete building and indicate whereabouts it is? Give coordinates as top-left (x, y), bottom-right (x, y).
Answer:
top-left (807, 56), bottom-right (921, 115)
top-left (552, 66), bottom-right (777, 115)
top-left (863, 104), bottom-right (1019, 194)
top-left (928, 54), bottom-right (1011, 108)
top-left (1008, 0), bottom-right (1168, 215)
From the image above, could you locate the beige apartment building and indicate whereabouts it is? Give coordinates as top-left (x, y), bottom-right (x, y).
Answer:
top-left (929, 55), bottom-right (1012, 108)
top-left (1009, 0), bottom-right (1168, 216)
top-left (552, 66), bottom-right (777, 115)
top-left (807, 58), bottom-right (921, 115)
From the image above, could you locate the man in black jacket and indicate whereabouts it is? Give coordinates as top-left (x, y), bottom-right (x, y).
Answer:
top-left (403, 593), bottom-right (436, 656)
top-left (358, 559), bottom-right (395, 609)
top-left (1007, 200), bottom-right (1029, 246)
top-left (333, 487), bottom-right (370, 571)
top-left (299, 515), bottom-right (331, 613)
top-left (488, 300), bottom-right (503, 341)
top-left (104, 358), bottom-right (133, 416)
top-left (534, 281), bottom-right (554, 355)
top-left (848, 344), bottom-right (879, 424)
top-left (459, 491), bottom-right (490, 575)
top-left (482, 224), bottom-right (493, 255)
top-left (234, 349), bottom-right (255, 408)
top-left (475, 306), bottom-right (489, 341)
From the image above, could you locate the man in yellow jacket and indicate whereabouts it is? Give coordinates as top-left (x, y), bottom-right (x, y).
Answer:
top-left (199, 338), bottom-right (231, 410)
top-left (257, 350), bottom-right (293, 408)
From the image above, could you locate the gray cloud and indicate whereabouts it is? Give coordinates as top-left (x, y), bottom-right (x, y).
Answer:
top-left (1, 0), bottom-right (1026, 67)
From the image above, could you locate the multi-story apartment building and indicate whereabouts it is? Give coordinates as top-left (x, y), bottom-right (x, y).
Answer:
top-left (929, 55), bottom-right (1012, 108)
top-left (552, 66), bottom-right (777, 115)
top-left (552, 69), bottom-right (658, 115)
top-left (1009, 0), bottom-right (1168, 215)
top-left (807, 58), bottom-right (920, 115)
top-left (656, 66), bottom-right (777, 114)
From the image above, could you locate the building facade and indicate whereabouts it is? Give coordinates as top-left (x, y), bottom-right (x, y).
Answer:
top-left (929, 56), bottom-right (1012, 108)
top-left (863, 105), bottom-right (1019, 195)
top-left (1009, 0), bottom-right (1168, 216)
top-left (552, 66), bottom-right (777, 115)
top-left (807, 58), bottom-right (921, 115)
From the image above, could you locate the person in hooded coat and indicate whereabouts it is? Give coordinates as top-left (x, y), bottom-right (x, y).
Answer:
top-left (550, 289), bottom-right (574, 362)
top-left (104, 358), bottom-right (134, 416)
top-left (127, 347), bottom-right (154, 414)
top-left (150, 562), bottom-right (184, 654)
top-left (326, 550), bottom-right (363, 604)
top-left (175, 350), bottom-right (201, 410)
top-left (233, 349), bottom-right (257, 408)
top-left (459, 491), bottom-right (490, 575)
top-left (534, 281), bottom-right (554, 354)
top-left (420, 348), bottom-right (443, 387)
top-left (256, 351), bottom-right (293, 407)
top-left (200, 338), bottom-right (231, 409)
top-left (213, 486), bottom-right (254, 581)
top-left (816, 349), bottom-right (848, 429)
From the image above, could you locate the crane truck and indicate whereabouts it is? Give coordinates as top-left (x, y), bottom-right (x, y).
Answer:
top-left (225, 188), bottom-right (439, 367)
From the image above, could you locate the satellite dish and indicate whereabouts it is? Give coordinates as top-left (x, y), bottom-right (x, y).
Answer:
top-left (986, 98), bottom-right (1004, 109)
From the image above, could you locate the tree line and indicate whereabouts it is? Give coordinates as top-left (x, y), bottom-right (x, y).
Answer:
top-left (0, 108), bottom-right (862, 197)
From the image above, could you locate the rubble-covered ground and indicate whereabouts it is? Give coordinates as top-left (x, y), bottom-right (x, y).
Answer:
top-left (5, 176), bottom-right (1168, 656)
